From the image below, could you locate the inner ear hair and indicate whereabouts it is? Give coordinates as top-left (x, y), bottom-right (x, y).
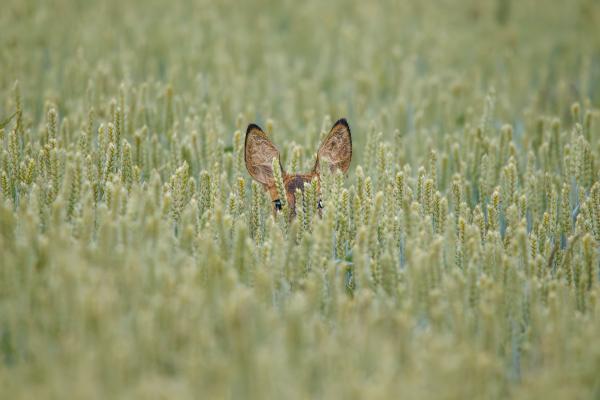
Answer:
top-left (244, 123), bottom-right (281, 186)
top-left (315, 118), bottom-right (352, 174)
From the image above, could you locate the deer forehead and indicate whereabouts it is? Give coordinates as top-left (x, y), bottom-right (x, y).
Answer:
top-left (284, 173), bottom-right (318, 194)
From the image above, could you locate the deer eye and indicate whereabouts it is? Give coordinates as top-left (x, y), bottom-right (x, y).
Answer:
top-left (273, 199), bottom-right (282, 211)
top-left (317, 200), bottom-right (323, 209)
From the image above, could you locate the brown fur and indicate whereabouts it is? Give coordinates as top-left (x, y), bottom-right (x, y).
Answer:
top-left (315, 119), bottom-right (352, 174)
top-left (283, 173), bottom-right (317, 212)
top-left (245, 119), bottom-right (352, 215)
top-left (244, 124), bottom-right (281, 186)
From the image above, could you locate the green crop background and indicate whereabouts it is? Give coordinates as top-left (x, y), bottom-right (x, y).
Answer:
top-left (1, 0), bottom-right (600, 398)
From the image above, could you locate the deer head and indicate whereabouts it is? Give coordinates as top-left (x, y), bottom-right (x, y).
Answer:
top-left (244, 118), bottom-right (352, 215)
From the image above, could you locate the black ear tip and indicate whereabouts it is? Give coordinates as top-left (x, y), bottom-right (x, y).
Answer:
top-left (246, 123), bottom-right (263, 134)
top-left (333, 118), bottom-right (349, 129)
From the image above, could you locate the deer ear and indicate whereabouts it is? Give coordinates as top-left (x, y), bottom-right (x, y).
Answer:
top-left (315, 118), bottom-right (352, 174)
top-left (244, 123), bottom-right (282, 186)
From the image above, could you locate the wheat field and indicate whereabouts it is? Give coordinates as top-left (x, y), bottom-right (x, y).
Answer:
top-left (1, 0), bottom-right (600, 399)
